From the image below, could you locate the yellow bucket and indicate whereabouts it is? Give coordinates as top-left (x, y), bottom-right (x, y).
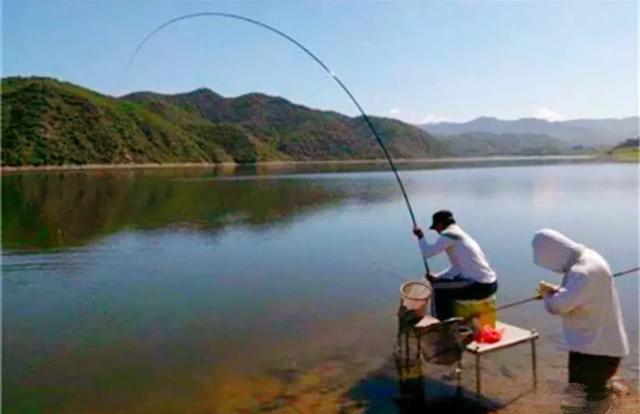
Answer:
top-left (453, 296), bottom-right (497, 328)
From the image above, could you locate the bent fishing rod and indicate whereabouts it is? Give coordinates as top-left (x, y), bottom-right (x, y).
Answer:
top-left (126, 12), bottom-right (430, 274)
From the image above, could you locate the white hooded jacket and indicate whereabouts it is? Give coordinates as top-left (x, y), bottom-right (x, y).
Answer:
top-left (532, 229), bottom-right (629, 357)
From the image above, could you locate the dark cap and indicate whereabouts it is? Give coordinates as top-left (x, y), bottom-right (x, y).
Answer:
top-left (429, 210), bottom-right (455, 229)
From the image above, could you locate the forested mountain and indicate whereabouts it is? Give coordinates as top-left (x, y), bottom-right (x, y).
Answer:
top-left (1, 77), bottom-right (447, 166)
top-left (5, 76), bottom-right (626, 167)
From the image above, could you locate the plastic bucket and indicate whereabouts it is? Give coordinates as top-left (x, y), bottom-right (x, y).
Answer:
top-left (454, 295), bottom-right (497, 329)
top-left (400, 281), bottom-right (432, 314)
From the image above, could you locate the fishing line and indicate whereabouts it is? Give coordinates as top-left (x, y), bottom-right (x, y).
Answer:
top-left (372, 264), bottom-right (410, 282)
top-left (125, 12), bottom-right (430, 273)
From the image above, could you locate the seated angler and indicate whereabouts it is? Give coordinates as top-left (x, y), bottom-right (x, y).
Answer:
top-left (412, 210), bottom-right (498, 320)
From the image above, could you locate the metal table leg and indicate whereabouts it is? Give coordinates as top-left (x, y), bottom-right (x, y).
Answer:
top-left (405, 331), bottom-right (410, 367)
top-left (476, 353), bottom-right (481, 398)
top-left (531, 336), bottom-right (538, 390)
top-left (456, 359), bottom-right (462, 397)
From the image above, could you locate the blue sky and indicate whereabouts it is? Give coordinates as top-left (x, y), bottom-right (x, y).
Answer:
top-left (2, 1), bottom-right (637, 123)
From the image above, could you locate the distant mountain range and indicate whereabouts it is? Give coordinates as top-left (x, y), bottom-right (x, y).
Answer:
top-left (438, 132), bottom-right (567, 157)
top-left (1, 77), bottom-right (446, 166)
top-left (2, 76), bottom-right (635, 167)
top-left (420, 116), bottom-right (638, 147)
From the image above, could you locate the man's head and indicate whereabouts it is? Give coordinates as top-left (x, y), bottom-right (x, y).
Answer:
top-left (532, 229), bottom-right (585, 274)
top-left (429, 210), bottom-right (456, 233)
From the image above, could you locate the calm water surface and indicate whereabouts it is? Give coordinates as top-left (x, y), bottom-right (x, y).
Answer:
top-left (3, 160), bottom-right (638, 413)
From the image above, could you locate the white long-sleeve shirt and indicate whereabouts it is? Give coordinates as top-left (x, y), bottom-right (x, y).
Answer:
top-left (533, 229), bottom-right (629, 357)
top-left (418, 224), bottom-right (497, 284)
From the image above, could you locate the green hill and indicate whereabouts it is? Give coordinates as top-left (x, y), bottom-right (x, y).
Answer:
top-left (1, 77), bottom-right (448, 166)
top-left (606, 138), bottom-right (639, 162)
top-left (438, 132), bottom-right (568, 157)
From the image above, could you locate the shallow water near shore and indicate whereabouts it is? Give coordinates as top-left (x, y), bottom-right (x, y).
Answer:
top-left (2, 160), bottom-right (638, 413)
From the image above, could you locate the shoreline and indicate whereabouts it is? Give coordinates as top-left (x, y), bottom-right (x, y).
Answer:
top-left (1, 154), bottom-right (599, 173)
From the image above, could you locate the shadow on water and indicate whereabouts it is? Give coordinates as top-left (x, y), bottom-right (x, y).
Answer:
top-left (347, 355), bottom-right (516, 414)
top-left (346, 355), bottom-right (636, 414)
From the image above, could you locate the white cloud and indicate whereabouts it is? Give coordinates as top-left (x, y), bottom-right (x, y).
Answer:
top-left (533, 107), bottom-right (564, 122)
top-left (388, 108), bottom-right (401, 115)
top-left (420, 114), bottom-right (451, 124)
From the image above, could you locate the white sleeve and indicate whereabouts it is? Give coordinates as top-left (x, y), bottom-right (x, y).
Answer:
top-left (543, 273), bottom-right (589, 315)
top-left (418, 235), bottom-right (454, 259)
top-left (434, 267), bottom-right (459, 279)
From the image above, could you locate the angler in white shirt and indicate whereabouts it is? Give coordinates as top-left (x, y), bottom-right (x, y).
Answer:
top-left (533, 229), bottom-right (629, 401)
top-left (412, 210), bottom-right (498, 320)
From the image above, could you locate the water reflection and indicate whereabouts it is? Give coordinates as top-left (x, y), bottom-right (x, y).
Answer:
top-left (1, 157), bottom-right (597, 252)
top-left (2, 170), bottom-right (399, 251)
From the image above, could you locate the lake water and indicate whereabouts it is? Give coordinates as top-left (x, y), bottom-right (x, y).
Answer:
top-left (3, 160), bottom-right (639, 413)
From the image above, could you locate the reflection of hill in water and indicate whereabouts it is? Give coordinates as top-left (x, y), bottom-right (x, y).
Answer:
top-left (2, 169), bottom-right (397, 251)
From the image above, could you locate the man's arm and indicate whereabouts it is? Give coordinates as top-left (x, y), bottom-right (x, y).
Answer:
top-left (416, 232), bottom-right (454, 259)
top-left (543, 273), bottom-right (589, 315)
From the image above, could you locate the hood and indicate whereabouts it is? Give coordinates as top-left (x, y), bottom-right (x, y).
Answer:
top-left (532, 229), bottom-right (585, 274)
